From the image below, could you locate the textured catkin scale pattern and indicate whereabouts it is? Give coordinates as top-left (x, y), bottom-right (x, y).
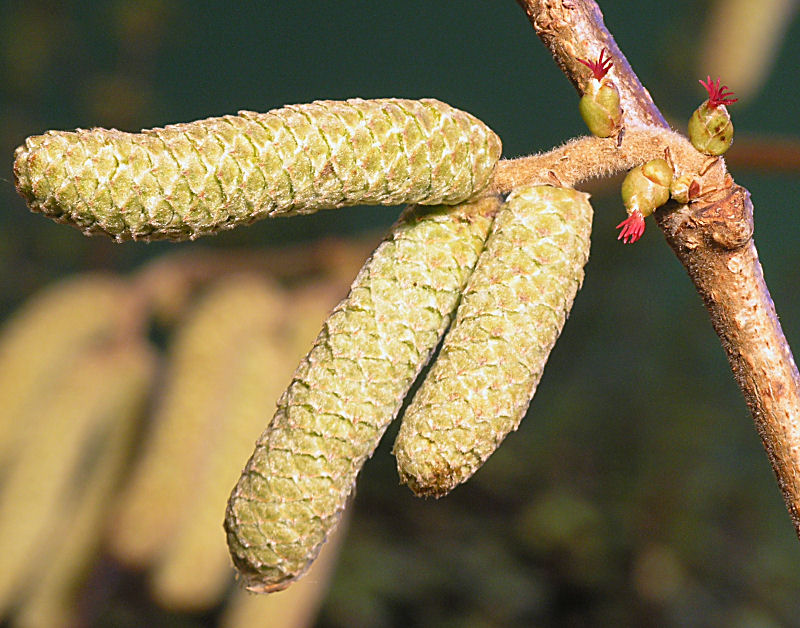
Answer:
top-left (13, 98), bottom-right (501, 241)
top-left (393, 185), bottom-right (593, 498)
top-left (220, 518), bottom-right (348, 628)
top-left (225, 195), bottom-right (501, 592)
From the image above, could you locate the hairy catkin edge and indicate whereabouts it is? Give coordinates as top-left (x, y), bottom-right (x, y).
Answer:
top-left (13, 98), bottom-right (501, 242)
top-left (393, 185), bottom-right (593, 498)
top-left (224, 195), bottom-right (502, 593)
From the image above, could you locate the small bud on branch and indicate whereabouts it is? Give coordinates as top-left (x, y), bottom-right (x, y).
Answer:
top-left (689, 77), bottom-right (737, 156)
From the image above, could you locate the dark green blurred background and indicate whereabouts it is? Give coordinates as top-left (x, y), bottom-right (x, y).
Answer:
top-left (2, 1), bottom-right (799, 626)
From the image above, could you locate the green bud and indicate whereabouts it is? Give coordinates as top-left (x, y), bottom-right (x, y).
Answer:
top-left (688, 102), bottom-right (734, 156)
top-left (576, 49), bottom-right (622, 138)
top-left (670, 174), bottom-right (700, 204)
top-left (621, 158), bottom-right (673, 218)
top-left (579, 80), bottom-right (622, 138)
top-left (688, 77), bottom-right (738, 156)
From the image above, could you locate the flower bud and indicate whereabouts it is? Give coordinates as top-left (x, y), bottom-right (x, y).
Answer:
top-left (617, 158), bottom-right (673, 243)
top-left (688, 76), bottom-right (737, 155)
top-left (577, 49), bottom-right (622, 138)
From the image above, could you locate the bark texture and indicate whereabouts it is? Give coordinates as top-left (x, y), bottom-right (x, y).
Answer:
top-left (516, 0), bottom-right (800, 538)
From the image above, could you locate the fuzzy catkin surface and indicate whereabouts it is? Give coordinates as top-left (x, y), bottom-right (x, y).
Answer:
top-left (13, 99), bottom-right (501, 241)
top-left (224, 195), bottom-right (500, 592)
top-left (393, 185), bottom-right (593, 497)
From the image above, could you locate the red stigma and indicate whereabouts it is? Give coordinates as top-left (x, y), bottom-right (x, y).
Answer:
top-left (578, 48), bottom-right (613, 81)
top-left (616, 210), bottom-right (645, 244)
top-left (699, 76), bottom-right (738, 108)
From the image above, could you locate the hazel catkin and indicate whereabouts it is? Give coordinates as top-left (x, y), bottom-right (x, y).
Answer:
top-left (393, 185), bottom-right (593, 497)
top-left (14, 99), bottom-right (502, 241)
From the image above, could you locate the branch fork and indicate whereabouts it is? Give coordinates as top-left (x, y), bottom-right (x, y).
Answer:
top-left (516, 0), bottom-right (800, 539)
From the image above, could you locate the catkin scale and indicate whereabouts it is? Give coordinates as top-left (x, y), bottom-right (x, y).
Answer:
top-left (224, 195), bottom-right (501, 592)
top-left (393, 185), bottom-right (593, 497)
top-left (13, 99), bottom-right (501, 242)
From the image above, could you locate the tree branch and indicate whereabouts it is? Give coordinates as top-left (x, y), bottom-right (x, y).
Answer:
top-left (516, 0), bottom-right (800, 539)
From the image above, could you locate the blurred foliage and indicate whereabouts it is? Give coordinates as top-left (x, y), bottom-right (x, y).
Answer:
top-left (1, 0), bottom-right (799, 627)
top-left (0, 240), bottom-right (369, 627)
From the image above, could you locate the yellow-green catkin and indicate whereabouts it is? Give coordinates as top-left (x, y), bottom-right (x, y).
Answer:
top-left (0, 275), bottom-right (127, 470)
top-left (0, 341), bottom-right (154, 616)
top-left (225, 195), bottom-right (502, 593)
top-left (150, 310), bottom-right (297, 612)
top-left (13, 345), bottom-right (152, 628)
top-left (14, 99), bottom-right (502, 242)
top-left (394, 185), bottom-right (593, 497)
top-left (108, 276), bottom-right (284, 568)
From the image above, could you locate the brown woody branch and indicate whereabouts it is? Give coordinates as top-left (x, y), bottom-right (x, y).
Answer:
top-left (515, 0), bottom-right (800, 539)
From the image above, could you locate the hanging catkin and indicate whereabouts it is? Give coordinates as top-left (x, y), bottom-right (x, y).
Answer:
top-left (394, 185), bottom-right (593, 497)
top-left (225, 195), bottom-right (501, 592)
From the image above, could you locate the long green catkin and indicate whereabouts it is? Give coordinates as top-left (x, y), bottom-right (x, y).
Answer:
top-left (393, 185), bottom-right (593, 497)
top-left (225, 195), bottom-right (501, 593)
top-left (13, 346), bottom-right (151, 628)
top-left (13, 99), bottom-right (501, 242)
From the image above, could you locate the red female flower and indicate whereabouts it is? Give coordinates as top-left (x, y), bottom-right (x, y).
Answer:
top-left (699, 76), bottom-right (738, 109)
top-left (616, 210), bottom-right (646, 244)
top-left (577, 48), bottom-right (613, 80)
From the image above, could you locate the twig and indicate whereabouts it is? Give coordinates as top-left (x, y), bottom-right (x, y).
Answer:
top-left (515, 0), bottom-right (800, 539)
top-left (490, 126), bottom-right (715, 195)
